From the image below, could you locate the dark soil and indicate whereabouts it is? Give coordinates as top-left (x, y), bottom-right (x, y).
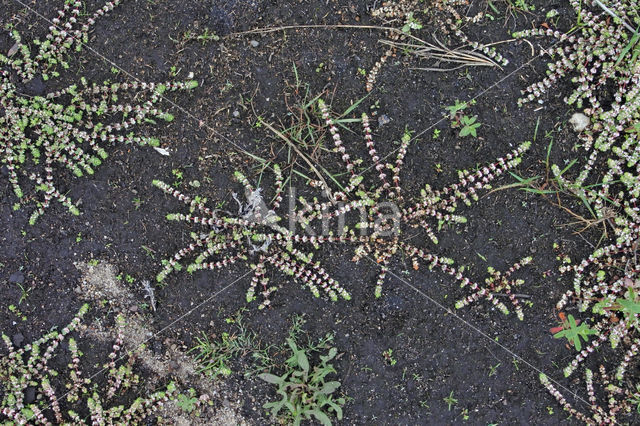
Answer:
top-left (1, 0), bottom-right (637, 424)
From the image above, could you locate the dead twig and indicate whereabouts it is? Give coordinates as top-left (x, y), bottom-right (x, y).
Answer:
top-left (259, 119), bottom-right (336, 204)
top-left (380, 34), bottom-right (502, 71)
top-left (226, 24), bottom-right (402, 38)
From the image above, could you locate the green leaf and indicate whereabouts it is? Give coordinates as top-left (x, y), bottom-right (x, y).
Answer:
top-left (618, 288), bottom-right (640, 319)
top-left (615, 25), bottom-right (640, 66)
top-left (308, 409), bottom-right (332, 425)
top-left (323, 400), bottom-right (343, 419)
top-left (297, 351), bottom-right (310, 374)
top-left (258, 373), bottom-right (286, 385)
top-left (320, 381), bottom-right (340, 395)
top-left (327, 347), bottom-right (337, 360)
top-left (445, 100), bottom-right (467, 118)
top-left (264, 398), bottom-right (286, 417)
top-left (160, 112), bottom-right (175, 122)
top-left (553, 314), bottom-right (597, 351)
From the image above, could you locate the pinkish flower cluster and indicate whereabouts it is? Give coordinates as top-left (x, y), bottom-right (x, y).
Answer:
top-left (540, 364), bottom-right (640, 424)
top-left (3, 1), bottom-right (126, 82)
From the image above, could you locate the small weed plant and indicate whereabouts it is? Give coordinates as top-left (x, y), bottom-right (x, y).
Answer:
top-left (258, 336), bottom-right (344, 425)
top-left (445, 100), bottom-right (481, 137)
top-left (551, 313), bottom-right (597, 352)
top-left (188, 310), bottom-right (258, 379)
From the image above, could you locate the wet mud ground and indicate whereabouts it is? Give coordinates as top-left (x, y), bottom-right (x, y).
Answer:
top-left (1, 0), bottom-right (637, 424)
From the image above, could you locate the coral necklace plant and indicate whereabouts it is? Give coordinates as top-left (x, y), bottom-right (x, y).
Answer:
top-left (155, 99), bottom-right (532, 315)
top-left (0, 0), bottom-right (198, 223)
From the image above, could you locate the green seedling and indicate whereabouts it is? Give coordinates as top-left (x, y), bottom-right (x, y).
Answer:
top-left (132, 197), bottom-right (143, 210)
top-left (443, 391), bottom-right (458, 411)
top-left (15, 282), bottom-right (31, 304)
top-left (8, 304), bottom-right (27, 321)
top-left (458, 115), bottom-right (481, 138)
top-left (552, 313), bottom-right (597, 352)
top-left (197, 28), bottom-right (219, 45)
top-left (382, 348), bottom-right (397, 366)
top-left (259, 338), bottom-right (345, 426)
top-left (176, 388), bottom-right (199, 413)
top-left (445, 100), bottom-right (468, 119)
top-left (488, 363), bottom-right (501, 377)
top-left (401, 12), bottom-right (423, 34)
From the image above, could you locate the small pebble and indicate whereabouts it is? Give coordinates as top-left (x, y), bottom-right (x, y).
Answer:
top-left (250, 40), bottom-right (259, 48)
top-left (569, 112), bottom-right (589, 132)
top-left (232, 110), bottom-right (240, 118)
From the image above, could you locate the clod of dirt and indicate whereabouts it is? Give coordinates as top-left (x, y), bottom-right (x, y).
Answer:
top-left (11, 332), bottom-right (24, 347)
top-left (209, 6), bottom-right (233, 35)
top-left (24, 386), bottom-right (36, 404)
top-left (23, 76), bottom-right (46, 96)
top-left (569, 112), bottom-right (590, 132)
top-left (378, 114), bottom-right (391, 127)
top-left (8, 272), bottom-right (24, 284)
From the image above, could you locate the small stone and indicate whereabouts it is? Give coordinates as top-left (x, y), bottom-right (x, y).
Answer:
top-left (378, 114), bottom-right (391, 127)
top-left (9, 272), bottom-right (24, 284)
top-left (0, 165), bottom-right (8, 177)
top-left (12, 333), bottom-right (24, 347)
top-left (569, 112), bottom-right (590, 132)
top-left (250, 40), bottom-right (259, 48)
top-left (232, 110), bottom-right (240, 118)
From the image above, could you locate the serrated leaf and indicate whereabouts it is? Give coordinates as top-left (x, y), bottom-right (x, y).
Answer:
top-left (258, 373), bottom-right (285, 385)
top-left (297, 351), bottom-right (309, 373)
top-left (320, 381), bottom-right (340, 395)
